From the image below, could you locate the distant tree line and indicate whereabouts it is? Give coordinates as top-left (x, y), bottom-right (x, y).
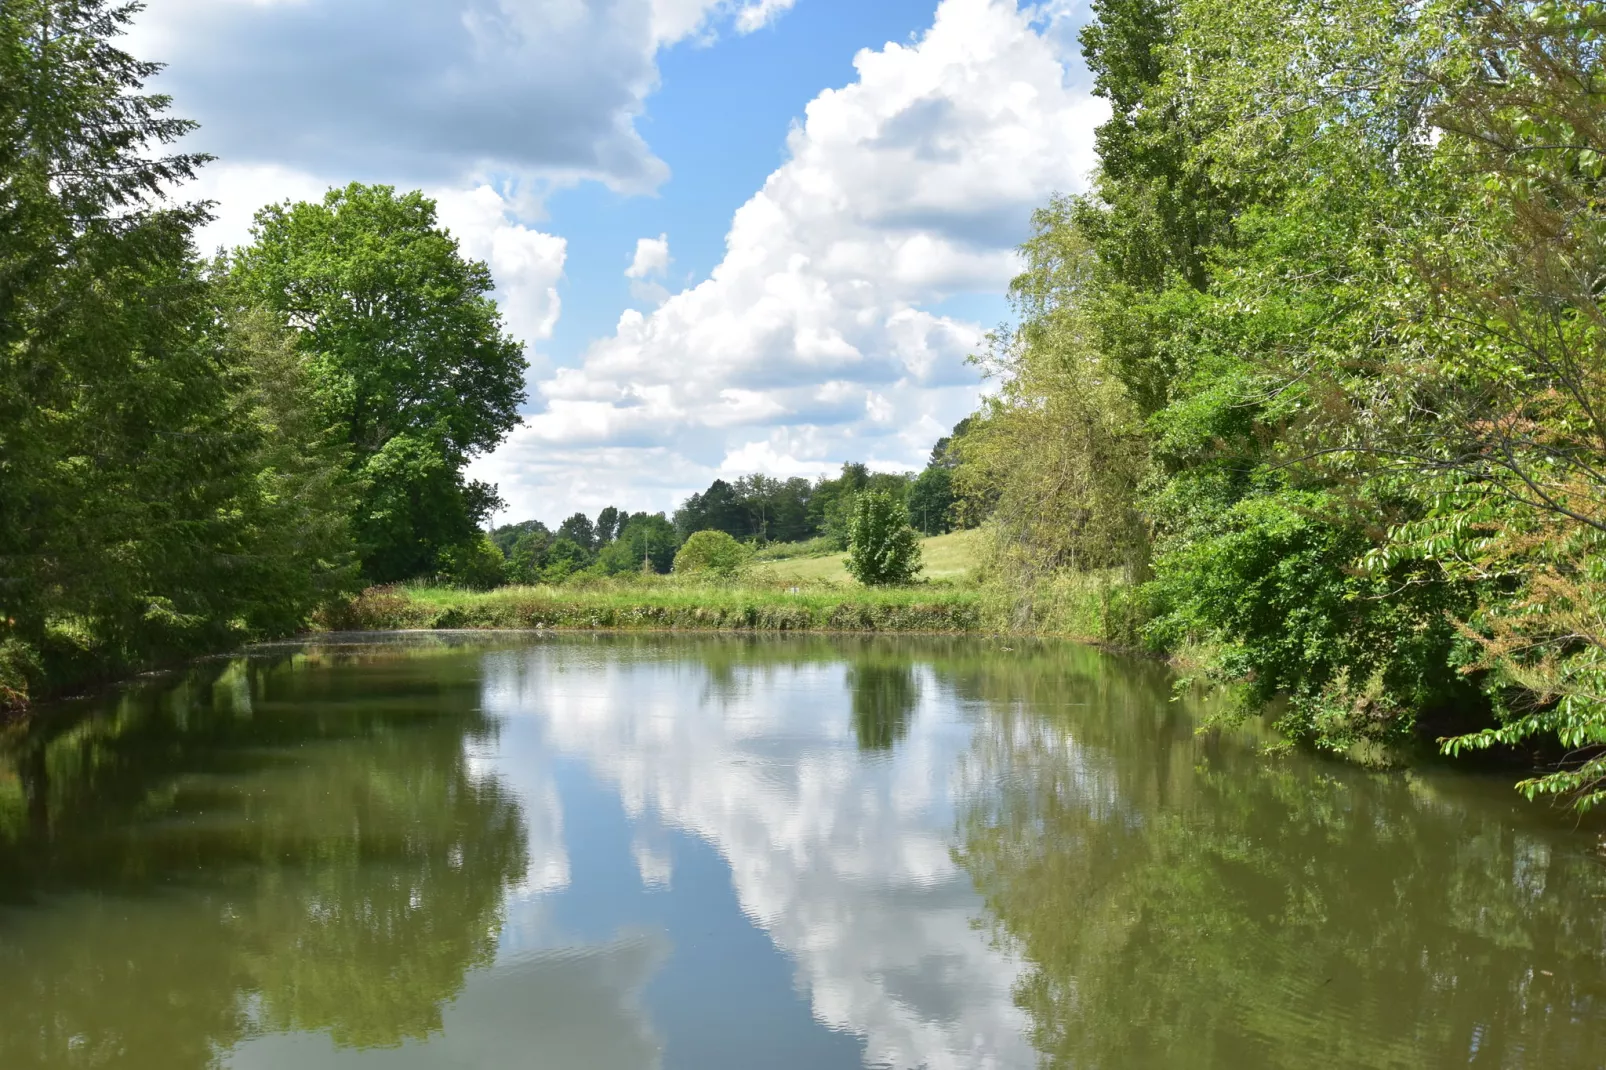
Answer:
top-left (482, 429), bottom-right (969, 587)
top-left (488, 511), bottom-right (678, 585)
top-left (672, 433), bottom-right (967, 547)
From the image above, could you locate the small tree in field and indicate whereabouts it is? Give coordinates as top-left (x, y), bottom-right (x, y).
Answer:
top-left (846, 492), bottom-right (922, 586)
top-left (673, 530), bottom-right (750, 578)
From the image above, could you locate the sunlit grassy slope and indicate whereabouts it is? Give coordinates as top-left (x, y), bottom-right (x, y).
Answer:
top-left (748, 529), bottom-right (982, 585)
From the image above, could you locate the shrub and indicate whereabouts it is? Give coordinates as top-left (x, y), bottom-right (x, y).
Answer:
top-left (673, 530), bottom-right (751, 578)
top-left (846, 492), bottom-right (923, 586)
top-left (751, 536), bottom-right (837, 561)
top-left (437, 534), bottom-right (507, 591)
top-left (0, 637), bottom-right (41, 711)
top-left (505, 529), bottom-right (552, 584)
top-left (540, 537), bottom-right (591, 584)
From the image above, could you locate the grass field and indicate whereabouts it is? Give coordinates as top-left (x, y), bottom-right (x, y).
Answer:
top-left (747, 529), bottom-right (983, 584)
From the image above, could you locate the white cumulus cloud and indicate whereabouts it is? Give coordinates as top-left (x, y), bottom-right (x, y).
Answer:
top-left (434, 185), bottom-right (569, 363)
top-left (626, 234), bottom-right (672, 279)
top-left (477, 0), bottom-right (1106, 523)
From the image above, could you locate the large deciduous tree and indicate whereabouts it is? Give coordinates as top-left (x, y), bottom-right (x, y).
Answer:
top-left (231, 184), bottom-right (527, 583)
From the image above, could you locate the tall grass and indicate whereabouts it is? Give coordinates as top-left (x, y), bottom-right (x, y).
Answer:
top-left (322, 575), bottom-right (984, 634)
top-left (971, 568), bottom-right (1150, 646)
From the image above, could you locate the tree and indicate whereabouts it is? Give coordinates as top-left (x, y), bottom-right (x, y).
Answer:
top-left (557, 513), bottom-right (597, 552)
top-left (820, 492), bottom-right (860, 551)
top-left (490, 519), bottom-right (550, 556)
top-left (504, 527), bottom-right (553, 585)
top-left (674, 479), bottom-right (747, 540)
top-left (0, 1), bottom-right (355, 704)
top-left (437, 534), bottom-right (506, 591)
top-left (927, 418), bottom-right (972, 470)
top-left (732, 474), bottom-right (781, 542)
top-left (845, 492), bottom-right (923, 586)
top-left (598, 514), bottom-right (677, 574)
top-left (672, 531), bottom-right (750, 579)
top-left (231, 183), bottom-right (527, 583)
top-left (807, 463), bottom-right (870, 535)
top-left (540, 538), bottom-right (590, 583)
top-left (908, 465), bottom-right (955, 536)
top-left (766, 477), bottom-right (816, 543)
top-left (673, 475), bottom-right (820, 544)
top-left (595, 506), bottom-right (622, 545)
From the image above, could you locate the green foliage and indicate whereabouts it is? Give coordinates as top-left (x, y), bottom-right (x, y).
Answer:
top-left (956, 0), bottom-right (1606, 803)
top-left (673, 466), bottom-right (900, 546)
top-left (437, 535), bottom-right (506, 592)
top-left (491, 519), bottom-right (550, 557)
top-left (846, 493), bottom-right (923, 587)
top-left (819, 490), bottom-right (859, 551)
top-left (847, 661), bottom-right (918, 750)
top-left (539, 538), bottom-right (590, 584)
top-left (331, 580), bottom-right (981, 634)
top-left (958, 199), bottom-right (1152, 587)
top-left (595, 506), bottom-right (623, 545)
top-left (751, 536), bottom-right (839, 562)
top-left (0, 3), bottom-right (357, 706)
top-left (673, 531), bottom-right (752, 579)
top-left (503, 527), bottom-right (553, 585)
top-left (557, 512), bottom-right (597, 551)
top-left (231, 183), bottom-right (526, 583)
top-left (597, 513), bottom-right (677, 575)
top-left (908, 465), bottom-right (955, 536)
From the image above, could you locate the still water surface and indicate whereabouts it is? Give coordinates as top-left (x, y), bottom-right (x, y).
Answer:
top-left (3, 634), bottom-right (1606, 1068)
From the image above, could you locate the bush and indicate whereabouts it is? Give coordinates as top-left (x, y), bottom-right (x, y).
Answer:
top-left (751, 536), bottom-right (838, 561)
top-left (673, 530), bottom-right (751, 578)
top-left (540, 537), bottom-right (590, 583)
top-left (506, 529), bottom-right (552, 584)
top-left (846, 492), bottom-right (923, 586)
top-left (437, 534), bottom-right (507, 591)
top-left (0, 637), bottom-right (42, 711)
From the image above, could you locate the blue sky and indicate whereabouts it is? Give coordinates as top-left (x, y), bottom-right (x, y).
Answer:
top-left (131, 0), bottom-right (1104, 525)
top-left (547, 0), bottom-right (966, 364)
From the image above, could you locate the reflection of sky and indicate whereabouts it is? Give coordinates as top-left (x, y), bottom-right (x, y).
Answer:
top-left (476, 644), bottom-right (1034, 1070)
top-left (228, 641), bottom-right (1035, 1069)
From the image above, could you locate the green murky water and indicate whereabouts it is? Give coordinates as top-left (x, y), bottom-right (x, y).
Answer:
top-left (2, 634), bottom-right (1604, 1068)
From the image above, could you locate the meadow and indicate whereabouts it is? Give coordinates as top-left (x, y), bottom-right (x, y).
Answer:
top-left (325, 531), bottom-right (985, 635)
top-left (746, 529), bottom-right (982, 584)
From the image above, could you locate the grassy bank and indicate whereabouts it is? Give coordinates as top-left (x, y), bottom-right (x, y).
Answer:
top-left (325, 578), bottom-right (984, 634)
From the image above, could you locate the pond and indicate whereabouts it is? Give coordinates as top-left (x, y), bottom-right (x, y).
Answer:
top-left (2, 633), bottom-right (1605, 1069)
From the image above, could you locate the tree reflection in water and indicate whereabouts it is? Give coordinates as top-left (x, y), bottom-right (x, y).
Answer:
top-left (848, 660), bottom-right (919, 752)
top-left (0, 646), bottom-right (528, 1069)
top-left (946, 645), bottom-right (1606, 1068)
